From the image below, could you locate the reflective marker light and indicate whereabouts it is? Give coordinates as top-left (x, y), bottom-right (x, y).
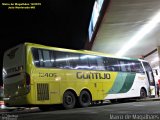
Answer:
top-left (116, 10), bottom-right (160, 57)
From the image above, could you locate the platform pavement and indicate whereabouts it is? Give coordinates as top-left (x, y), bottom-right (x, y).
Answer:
top-left (137, 96), bottom-right (160, 102)
top-left (0, 97), bottom-right (160, 112)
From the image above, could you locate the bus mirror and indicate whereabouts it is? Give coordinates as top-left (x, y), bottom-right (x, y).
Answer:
top-left (152, 69), bottom-right (158, 75)
top-left (155, 69), bottom-right (158, 75)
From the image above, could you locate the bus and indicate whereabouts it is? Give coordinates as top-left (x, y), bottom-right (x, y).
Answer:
top-left (3, 42), bottom-right (155, 110)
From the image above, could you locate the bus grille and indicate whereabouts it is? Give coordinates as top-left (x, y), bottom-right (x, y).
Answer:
top-left (37, 83), bottom-right (49, 101)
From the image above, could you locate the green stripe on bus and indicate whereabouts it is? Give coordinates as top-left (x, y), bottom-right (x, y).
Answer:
top-left (118, 73), bottom-right (136, 93)
top-left (108, 73), bottom-right (127, 94)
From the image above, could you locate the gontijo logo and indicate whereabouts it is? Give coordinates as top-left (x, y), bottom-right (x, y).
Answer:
top-left (76, 72), bottom-right (111, 79)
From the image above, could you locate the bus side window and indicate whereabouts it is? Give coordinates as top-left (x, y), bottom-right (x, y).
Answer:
top-left (119, 60), bottom-right (126, 72)
top-left (125, 61), bottom-right (131, 72)
top-left (50, 51), bottom-right (56, 68)
top-left (103, 58), bottom-right (112, 71)
top-left (96, 57), bottom-right (105, 70)
top-left (42, 50), bottom-right (52, 67)
top-left (107, 58), bottom-right (120, 71)
top-left (32, 48), bottom-right (40, 67)
top-left (134, 61), bottom-right (144, 73)
top-left (38, 49), bottom-right (44, 67)
top-left (54, 51), bottom-right (68, 69)
top-left (88, 55), bottom-right (98, 70)
top-left (119, 60), bottom-right (130, 72)
top-left (67, 53), bottom-right (79, 69)
top-left (32, 48), bottom-right (51, 67)
top-left (79, 54), bottom-right (89, 70)
top-left (130, 61), bottom-right (136, 72)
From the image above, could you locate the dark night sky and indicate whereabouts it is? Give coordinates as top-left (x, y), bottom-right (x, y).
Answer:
top-left (0, 0), bottom-right (95, 85)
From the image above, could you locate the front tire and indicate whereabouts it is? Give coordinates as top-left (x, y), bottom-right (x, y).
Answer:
top-left (140, 88), bottom-right (147, 99)
top-left (79, 90), bottom-right (91, 107)
top-left (63, 91), bottom-right (76, 109)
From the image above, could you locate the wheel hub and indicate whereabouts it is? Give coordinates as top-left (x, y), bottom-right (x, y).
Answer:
top-left (65, 95), bottom-right (73, 105)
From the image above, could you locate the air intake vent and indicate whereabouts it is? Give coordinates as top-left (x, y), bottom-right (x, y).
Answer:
top-left (37, 83), bottom-right (49, 101)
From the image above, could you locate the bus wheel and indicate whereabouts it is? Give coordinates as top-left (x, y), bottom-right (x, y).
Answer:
top-left (79, 90), bottom-right (91, 107)
top-left (140, 88), bottom-right (147, 99)
top-left (63, 91), bottom-right (76, 109)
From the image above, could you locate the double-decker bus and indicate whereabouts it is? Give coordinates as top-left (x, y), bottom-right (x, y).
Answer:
top-left (3, 43), bottom-right (155, 110)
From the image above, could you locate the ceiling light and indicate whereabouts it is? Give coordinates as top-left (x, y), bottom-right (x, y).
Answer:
top-left (116, 11), bottom-right (160, 57)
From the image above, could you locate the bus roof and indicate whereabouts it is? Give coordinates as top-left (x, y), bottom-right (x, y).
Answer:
top-left (25, 42), bottom-right (142, 61)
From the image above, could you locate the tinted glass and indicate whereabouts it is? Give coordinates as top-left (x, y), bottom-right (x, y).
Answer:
top-left (130, 61), bottom-right (144, 73)
top-left (78, 54), bottom-right (89, 69)
top-left (42, 50), bottom-right (52, 67)
top-left (106, 58), bottom-right (120, 71)
top-left (88, 55), bottom-right (98, 70)
top-left (143, 62), bottom-right (152, 71)
top-left (97, 57), bottom-right (105, 70)
top-left (32, 48), bottom-right (144, 73)
top-left (32, 48), bottom-right (44, 67)
top-left (54, 51), bottom-right (68, 68)
top-left (119, 60), bottom-right (131, 72)
top-left (32, 48), bottom-right (68, 68)
top-left (67, 53), bottom-right (80, 69)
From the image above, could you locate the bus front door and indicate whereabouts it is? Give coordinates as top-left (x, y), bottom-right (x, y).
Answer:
top-left (142, 62), bottom-right (156, 97)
